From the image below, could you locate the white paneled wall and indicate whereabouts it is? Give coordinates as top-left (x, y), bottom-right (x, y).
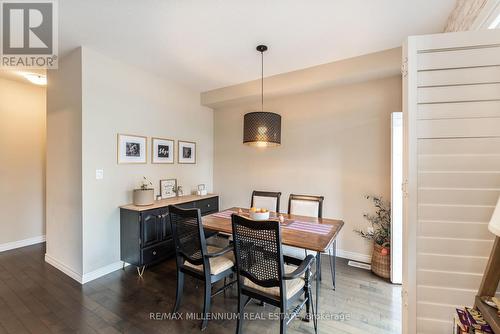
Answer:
top-left (404, 30), bottom-right (500, 334)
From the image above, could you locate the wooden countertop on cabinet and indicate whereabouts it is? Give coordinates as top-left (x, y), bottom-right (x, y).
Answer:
top-left (120, 193), bottom-right (219, 212)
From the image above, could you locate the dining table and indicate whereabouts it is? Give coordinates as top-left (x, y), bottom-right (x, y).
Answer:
top-left (202, 207), bottom-right (344, 314)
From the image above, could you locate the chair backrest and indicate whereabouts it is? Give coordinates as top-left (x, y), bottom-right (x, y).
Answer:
top-left (251, 190), bottom-right (282, 212)
top-left (231, 214), bottom-right (285, 292)
top-left (169, 205), bottom-right (207, 267)
top-left (288, 194), bottom-right (324, 218)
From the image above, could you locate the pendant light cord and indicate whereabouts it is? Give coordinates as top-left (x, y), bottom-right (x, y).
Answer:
top-left (261, 50), bottom-right (264, 112)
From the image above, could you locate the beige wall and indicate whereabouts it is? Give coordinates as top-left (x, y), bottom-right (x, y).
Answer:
top-left (81, 48), bottom-right (214, 275)
top-left (0, 77), bottom-right (46, 247)
top-left (213, 76), bottom-right (402, 260)
top-left (46, 47), bottom-right (214, 281)
top-left (46, 48), bottom-right (83, 277)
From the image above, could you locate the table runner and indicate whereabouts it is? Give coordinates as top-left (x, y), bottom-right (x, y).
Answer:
top-left (209, 210), bottom-right (333, 235)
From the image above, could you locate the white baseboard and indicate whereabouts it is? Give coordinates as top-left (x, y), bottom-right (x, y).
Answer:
top-left (82, 261), bottom-right (129, 284)
top-left (44, 253), bottom-right (129, 285)
top-left (44, 253), bottom-right (83, 284)
top-left (336, 249), bottom-right (371, 264)
top-left (0, 235), bottom-right (46, 252)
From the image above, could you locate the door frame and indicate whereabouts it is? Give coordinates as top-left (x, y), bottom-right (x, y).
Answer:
top-left (402, 37), bottom-right (418, 334)
top-left (391, 112), bottom-right (403, 285)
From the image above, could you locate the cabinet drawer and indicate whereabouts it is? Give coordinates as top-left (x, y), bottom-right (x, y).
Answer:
top-left (141, 239), bottom-right (174, 265)
top-left (176, 201), bottom-right (195, 210)
top-left (195, 197), bottom-right (219, 215)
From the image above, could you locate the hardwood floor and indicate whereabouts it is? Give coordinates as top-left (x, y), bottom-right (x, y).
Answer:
top-left (0, 243), bottom-right (401, 334)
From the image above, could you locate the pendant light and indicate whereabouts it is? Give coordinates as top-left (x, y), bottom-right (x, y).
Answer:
top-left (243, 45), bottom-right (281, 147)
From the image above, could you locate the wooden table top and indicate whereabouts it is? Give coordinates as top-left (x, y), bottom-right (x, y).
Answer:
top-left (120, 194), bottom-right (218, 212)
top-left (202, 207), bottom-right (344, 252)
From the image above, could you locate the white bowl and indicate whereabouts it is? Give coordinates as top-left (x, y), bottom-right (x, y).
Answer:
top-left (249, 210), bottom-right (270, 220)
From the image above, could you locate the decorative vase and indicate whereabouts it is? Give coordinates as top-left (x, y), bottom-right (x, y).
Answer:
top-left (133, 188), bottom-right (154, 206)
top-left (371, 243), bottom-right (390, 279)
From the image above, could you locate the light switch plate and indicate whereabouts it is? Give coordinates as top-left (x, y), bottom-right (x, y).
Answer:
top-left (96, 169), bottom-right (104, 180)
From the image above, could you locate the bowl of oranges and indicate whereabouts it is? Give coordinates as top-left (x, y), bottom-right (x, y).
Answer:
top-left (249, 207), bottom-right (270, 220)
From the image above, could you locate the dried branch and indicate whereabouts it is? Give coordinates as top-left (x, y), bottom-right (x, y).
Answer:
top-left (354, 195), bottom-right (391, 246)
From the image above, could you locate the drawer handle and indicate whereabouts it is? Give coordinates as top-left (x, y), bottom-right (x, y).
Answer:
top-left (153, 251), bottom-right (157, 256)
top-left (207, 204), bottom-right (210, 207)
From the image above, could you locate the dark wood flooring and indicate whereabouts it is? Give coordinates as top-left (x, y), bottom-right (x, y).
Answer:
top-left (0, 243), bottom-right (401, 334)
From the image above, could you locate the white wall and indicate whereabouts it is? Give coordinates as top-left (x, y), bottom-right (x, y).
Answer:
top-left (213, 76), bottom-right (402, 261)
top-left (46, 47), bottom-right (214, 282)
top-left (0, 77), bottom-right (46, 249)
top-left (81, 48), bottom-right (214, 275)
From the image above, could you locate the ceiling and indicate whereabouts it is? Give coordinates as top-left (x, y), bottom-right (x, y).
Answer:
top-left (0, 69), bottom-right (46, 85)
top-left (59, 0), bottom-right (456, 92)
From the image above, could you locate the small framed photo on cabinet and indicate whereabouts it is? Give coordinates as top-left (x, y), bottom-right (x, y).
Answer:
top-left (178, 141), bottom-right (196, 164)
top-left (152, 137), bottom-right (174, 164)
top-left (160, 179), bottom-right (177, 199)
top-left (117, 134), bottom-right (147, 164)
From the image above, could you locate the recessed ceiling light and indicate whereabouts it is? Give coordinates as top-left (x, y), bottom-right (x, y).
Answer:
top-left (489, 13), bottom-right (500, 29)
top-left (17, 72), bottom-right (47, 85)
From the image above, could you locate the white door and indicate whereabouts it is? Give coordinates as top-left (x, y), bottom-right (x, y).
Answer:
top-left (391, 112), bottom-right (403, 285)
top-left (403, 29), bottom-right (500, 334)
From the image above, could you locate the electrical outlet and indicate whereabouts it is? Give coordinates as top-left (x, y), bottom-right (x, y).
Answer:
top-left (96, 169), bottom-right (104, 180)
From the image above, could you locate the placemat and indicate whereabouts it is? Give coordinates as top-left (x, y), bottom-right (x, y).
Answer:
top-left (285, 221), bottom-right (333, 235)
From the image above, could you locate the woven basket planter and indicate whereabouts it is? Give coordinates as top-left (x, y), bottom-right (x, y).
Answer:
top-left (371, 243), bottom-right (390, 279)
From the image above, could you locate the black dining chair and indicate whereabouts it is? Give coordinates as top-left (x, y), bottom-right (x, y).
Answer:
top-left (251, 190), bottom-right (282, 212)
top-left (283, 194), bottom-right (336, 289)
top-left (288, 194), bottom-right (324, 219)
top-left (169, 205), bottom-right (235, 330)
top-left (219, 190), bottom-right (283, 241)
top-left (231, 214), bottom-right (317, 334)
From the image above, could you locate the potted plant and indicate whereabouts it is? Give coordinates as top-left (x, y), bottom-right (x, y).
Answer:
top-left (355, 195), bottom-right (391, 279)
top-left (133, 177), bottom-right (154, 206)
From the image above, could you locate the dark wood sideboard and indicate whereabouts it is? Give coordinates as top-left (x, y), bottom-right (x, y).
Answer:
top-left (119, 194), bottom-right (219, 275)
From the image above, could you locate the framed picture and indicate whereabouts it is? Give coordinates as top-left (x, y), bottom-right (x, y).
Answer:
top-left (152, 137), bottom-right (174, 164)
top-left (178, 141), bottom-right (196, 164)
top-left (160, 179), bottom-right (177, 199)
top-left (117, 134), bottom-right (147, 164)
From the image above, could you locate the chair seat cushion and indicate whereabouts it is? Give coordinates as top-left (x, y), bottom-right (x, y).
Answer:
top-left (184, 246), bottom-right (234, 275)
top-left (243, 264), bottom-right (305, 299)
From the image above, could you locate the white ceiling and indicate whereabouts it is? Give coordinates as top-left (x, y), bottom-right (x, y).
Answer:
top-left (59, 0), bottom-right (456, 92)
top-left (0, 69), bottom-right (46, 85)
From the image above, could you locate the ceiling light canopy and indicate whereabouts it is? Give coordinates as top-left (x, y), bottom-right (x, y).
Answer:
top-left (243, 45), bottom-right (281, 148)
